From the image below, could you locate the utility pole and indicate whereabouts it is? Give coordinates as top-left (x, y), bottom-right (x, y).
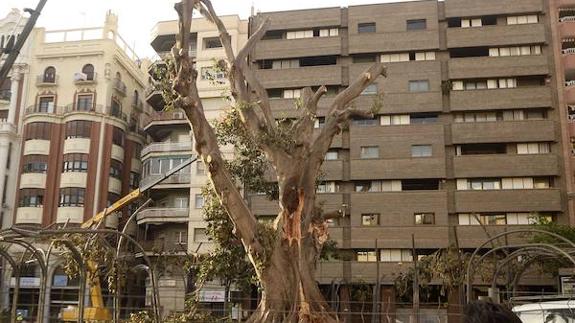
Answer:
top-left (412, 234), bottom-right (419, 323)
top-left (0, 0), bottom-right (48, 84)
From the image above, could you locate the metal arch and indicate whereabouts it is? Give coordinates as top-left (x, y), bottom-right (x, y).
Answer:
top-left (466, 243), bottom-right (575, 304)
top-left (53, 239), bottom-right (87, 323)
top-left (465, 229), bottom-right (575, 303)
top-left (0, 249), bottom-right (21, 323)
top-left (37, 228), bottom-right (161, 323)
top-left (490, 246), bottom-right (567, 291)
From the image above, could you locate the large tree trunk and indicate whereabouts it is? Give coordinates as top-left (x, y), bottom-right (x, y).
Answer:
top-left (248, 236), bottom-right (336, 322)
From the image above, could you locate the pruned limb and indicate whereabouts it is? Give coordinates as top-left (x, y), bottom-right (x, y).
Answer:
top-left (322, 210), bottom-right (343, 220)
top-left (337, 107), bottom-right (375, 120)
top-left (293, 86), bottom-right (328, 148)
top-left (330, 63), bottom-right (386, 113)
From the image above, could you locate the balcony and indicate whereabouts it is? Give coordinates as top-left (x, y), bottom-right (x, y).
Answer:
top-left (454, 189), bottom-right (562, 213)
top-left (450, 87), bottom-right (552, 110)
top-left (349, 31), bottom-right (439, 54)
top-left (453, 154), bottom-right (559, 178)
top-left (35, 75), bottom-right (58, 87)
top-left (145, 86), bottom-right (165, 111)
top-left (253, 37), bottom-right (341, 60)
top-left (16, 207), bottom-right (43, 225)
top-left (141, 142), bottom-right (193, 157)
top-left (451, 120), bottom-right (555, 144)
top-left (19, 173), bottom-right (47, 189)
top-left (560, 19), bottom-right (575, 38)
top-left (444, 0), bottom-right (543, 18)
top-left (136, 208), bottom-right (190, 225)
top-left (564, 51), bottom-right (575, 73)
top-left (73, 72), bottom-right (97, 85)
top-left (113, 78), bottom-right (127, 96)
top-left (350, 158), bottom-right (446, 180)
top-left (255, 65), bottom-right (342, 89)
top-left (350, 226), bottom-right (450, 249)
top-left (107, 106), bottom-right (127, 122)
top-left (0, 89), bottom-right (10, 102)
top-left (449, 55), bottom-right (549, 79)
top-left (131, 97), bottom-right (144, 111)
top-left (140, 239), bottom-right (188, 254)
top-left (446, 24), bottom-right (546, 48)
top-left (141, 173), bottom-right (190, 188)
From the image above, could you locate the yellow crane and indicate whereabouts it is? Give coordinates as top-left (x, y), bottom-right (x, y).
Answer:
top-left (60, 157), bottom-right (198, 321)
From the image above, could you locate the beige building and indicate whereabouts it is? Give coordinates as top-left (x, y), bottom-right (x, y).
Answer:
top-left (142, 15), bottom-right (248, 314)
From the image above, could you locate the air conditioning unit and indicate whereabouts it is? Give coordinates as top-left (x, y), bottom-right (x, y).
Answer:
top-left (173, 111), bottom-right (185, 119)
top-left (74, 72), bottom-right (87, 81)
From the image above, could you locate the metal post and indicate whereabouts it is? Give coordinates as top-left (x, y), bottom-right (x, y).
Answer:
top-left (412, 234), bottom-right (419, 323)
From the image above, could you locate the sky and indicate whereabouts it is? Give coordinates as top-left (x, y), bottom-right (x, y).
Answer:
top-left (0, 0), bottom-right (414, 58)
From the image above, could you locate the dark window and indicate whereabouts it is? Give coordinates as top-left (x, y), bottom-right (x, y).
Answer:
top-left (19, 189), bottom-right (44, 207)
top-left (59, 187), bottom-right (85, 207)
top-left (353, 54), bottom-right (377, 63)
top-left (38, 96), bottom-right (55, 112)
top-left (262, 30), bottom-right (284, 40)
top-left (112, 127), bottom-right (125, 146)
top-left (76, 94), bottom-right (93, 111)
top-left (204, 37), bottom-right (222, 49)
top-left (25, 122), bottom-right (51, 140)
top-left (22, 155), bottom-right (48, 173)
top-left (110, 99), bottom-right (122, 118)
top-left (110, 159), bottom-right (123, 179)
top-left (81, 64), bottom-right (95, 80)
top-left (267, 89), bottom-right (283, 98)
top-left (107, 192), bottom-right (121, 207)
top-left (352, 118), bottom-right (378, 127)
top-left (407, 19), bottom-right (427, 30)
top-left (43, 66), bottom-right (56, 83)
top-left (130, 172), bottom-right (140, 188)
top-left (134, 144), bottom-right (142, 158)
top-left (66, 120), bottom-right (92, 139)
top-left (410, 113), bottom-right (438, 124)
top-left (259, 60), bottom-right (273, 69)
top-left (6, 143), bottom-right (12, 169)
top-left (415, 212), bottom-right (435, 225)
top-left (402, 179), bottom-right (439, 191)
top-left (1, 176), bottom-right (7, 205)
top-left (362, 214), bottom-right (380, 226)
top-left (409, 80), bottom-right (430, 92)
top-left (450, 47), bottom-right (490, 58)
top-left (458, 143), bottom-right (507, 155)
top-left (62, 154), bottom-right (88, 173)
top-left (299, 56), bottom-right (337, 67)
top-left (358, 23), bottom-right (376, 33)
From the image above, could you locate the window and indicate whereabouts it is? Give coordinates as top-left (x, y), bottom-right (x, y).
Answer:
top-left (129, 172), bottom-right (140, 188)
top-left (410, 113), bottom-right (438, 124)
top-left (109, 159), bottom-right (123, 179)
top-left (107, 193), bottom-right (120, 207)
top-left (110, 98), bottom-right (122, 118)
top-left (25, 122), bottom-right (51, 141)
top-left (38, 96), bottom-right (55, 113)
top-left (143, 157), bottom-right (189, 176)
top-left (454, 111), bottom-right (497, 123)
top-left (402, 179), bottom-right (439, 191)
top-left (317, 182), bottom-right (337, 193)
top-left (283, 89), bottom-right (301, 99)
top-left (194, 228), bottom-right (209, 243)
top-left (22, 155), bottom-right (48, 173)
top-left (58, 187), bottom-right (85, 207)
top-left (195, 194), bottom-right (204, 209)
top-left (43, 66), bottom-right (56, 83)
top-left (407, 19), bottom-right (426, 30)
top-left (380, 115), bottom-right (410, 126)
top-left (66, 120), bottom-right (92, 138)
top-left (355, 180), bottom-right (402, 192)
top-left (360, 146), bottom-right (379, 159)
top-left (196, 162), bottom-right (206, 175)
top-left (203, 37), bottom-right (222, 49)
top-left (174, 196), bottom-right (189, 208)
top-left (517, 143), bottom-right (550, 154)
top-left (502, 177), bottom-right (533, 189)
top-left (357, 251), bottom-right (377, 262)
top-left (81, 64), bottom-right (95, 80)
top-left (325, 151), bottom-right (338, 161)
top-left (319, 28), bottom-right (339, 37)
top-left (469, 178), bottom-right (501, 190)
top-left (456, 143), bottom-right (507, 156)
top-left (489, 46), bottom-right (542, 57)
top-left (381, 53), bottom-right (410, 63)
top-left (63, 154), bottom-right (88, 172)
top-left (507, 15), bottom-right (538, 25)
top-left (458, 213), bottom-right (545, 226)
top-left (414, 51), bottom-right (436, 61)
top-left (353, 54), bottom-right (377, 63)
top-left (409, 80), bottom-right (429, 92)
top-left (314, 117), bottom-right (325, 129)
top-left (286, 30), bottom-right (313, 39)
top-left (361, 214), bottom-right (379, 226)
top-left (200, 67), bottom-right (225, 80)
top-left (453, 78), bottom-right (516, 90)
top-left (411, 145), bottom-right (432, 157)
top-left (415, 213), bottom-right (435, 225)
top-left (272, 59), bottom-right (299, 70)
top-left (19, 189), bottom-right (44, 207)
top-left (361, 84), bottom-right (378, 95)
top-left (461, 18), bottom-right (483, 28)
top-left (358, 23), bottom-right (376, 33)
top-left (380, 249), bottom-right (413, 262)
top-left (112, 127), bottom-right (125, 146)
top-left (76, 94), bottom-right (94, 111)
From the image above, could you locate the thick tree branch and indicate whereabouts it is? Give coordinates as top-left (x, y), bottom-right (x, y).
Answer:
top-left (330, 63), bottom-right (386, 114)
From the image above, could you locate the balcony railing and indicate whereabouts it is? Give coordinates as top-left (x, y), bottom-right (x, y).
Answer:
top-left (73, 72), bottom-right (98, 84)
top-left (36, 75), bottom-right (59, 86)
top-left (131, 98), bottom-right (144, 110)
top-left (140, 173), bottom-right (190, 188)
top-left (26, 104), bottom-right (107, 116)
top-left (141, 141), bottom-right (193, 156)
top-left (143, 110), bottom-right (186, 126)
top-left (145, 85), bottom-right (160, 98)
top-left (0, 90), bottom-right (10, 101)
top-left (137, 208), bottom-right (190, 223)
top-left (63, 104), bottom-right (104, 114)
top-left (113, 78), bottom-right (127, 95)
top-left (563, 48), bottom-right (575, 54)
top-left (567, 80), bottom-right (575, 87)
top-left (560, 16), bottom-right (575, 22)
top-left (106, 106), bottom-right (128, 121)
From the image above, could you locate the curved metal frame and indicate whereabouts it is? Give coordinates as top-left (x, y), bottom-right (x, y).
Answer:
top-left (490, 247), bottom-right (558, 290)
top-left (465, 229), bottom-right (575, 304)
top-left (0, 249), bottom-right (21, 323)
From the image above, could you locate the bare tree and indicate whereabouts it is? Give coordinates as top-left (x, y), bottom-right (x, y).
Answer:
top-left (171, 0), bottom-right (386, 321)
